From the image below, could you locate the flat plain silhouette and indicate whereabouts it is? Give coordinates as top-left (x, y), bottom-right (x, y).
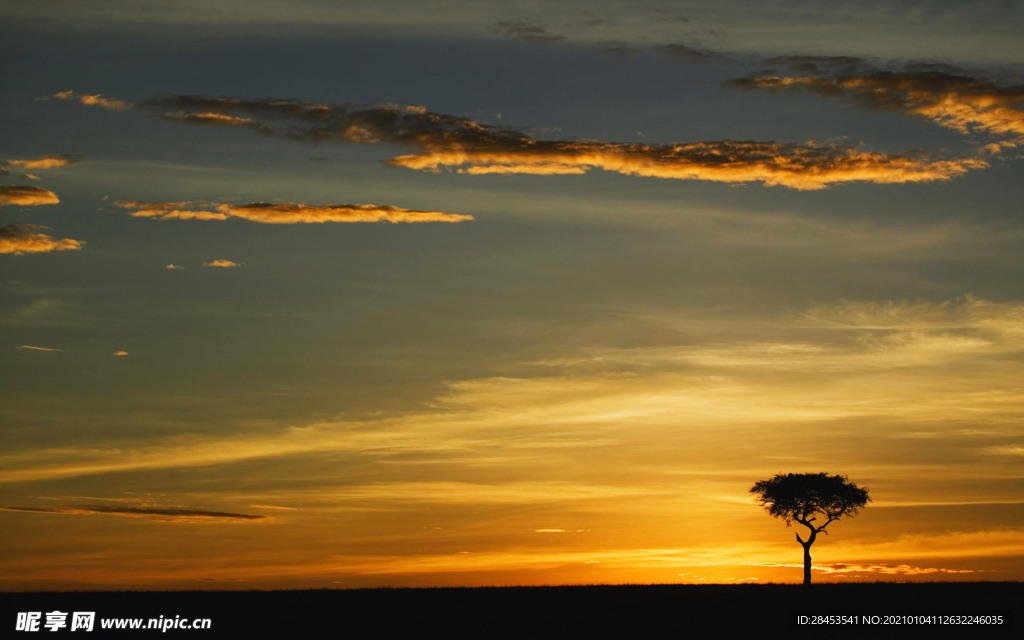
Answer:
top-left (751, 472), bottom-right (870, 585)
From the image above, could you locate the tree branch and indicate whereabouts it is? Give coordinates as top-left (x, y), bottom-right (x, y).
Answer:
top-left (815, 515), bottom-right (837, 534)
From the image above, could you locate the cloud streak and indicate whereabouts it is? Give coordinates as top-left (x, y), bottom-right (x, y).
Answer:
top-left (0, 224), bottom-right (83, 255)
top-left (162, 110), bottom-right (274, 134)
top-left (494, 20), bottom-right (564, 42)
top-left (51, 90), bottom-right (133, 111)
top-left (728, 72), bottom-right (1024, 150)
top-left (801, 295), bottom-right (1024, 334)
top-left (744, 562), bottom-right (975, 576)
top-left (0, 504), bottom-right (268, 523)
top-left (0, 186), bottom-right (59, 206)
top-left (655, 43), bottom-right (731, 63)
top-left (386, 141), bottom-right (983, 190)
top-left (116, 200), bottom-right (473, 223)
top-left (4, 295), bottom-right (1024, 484)
top-left (0, 155), bottom-right (80, 177)
top-left (56, 91), bottom-right (987, 190)
top-left (536, 296), bottom-right (1024, 378)
top-left (17, 344), bottom-right (62, 352)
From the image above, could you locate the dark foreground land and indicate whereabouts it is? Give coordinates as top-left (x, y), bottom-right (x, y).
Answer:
top-left (3, 582), bottom-right (1020, 638)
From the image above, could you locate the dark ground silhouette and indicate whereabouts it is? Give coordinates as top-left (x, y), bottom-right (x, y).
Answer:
top-left (2, 582), bottom-right (1019, 637)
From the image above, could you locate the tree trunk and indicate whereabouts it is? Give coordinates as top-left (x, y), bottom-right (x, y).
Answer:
top-left (796, 524), bottom-right (818, 585)
top-left (801, 541), bottom-right (812, 585)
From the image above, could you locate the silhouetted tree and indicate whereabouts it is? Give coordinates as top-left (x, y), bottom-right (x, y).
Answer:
top-left (750, 472), bottom-right (870, 585)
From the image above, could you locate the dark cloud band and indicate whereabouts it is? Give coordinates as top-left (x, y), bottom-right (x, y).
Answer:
top-left (1, 504), bottom-right (267, 522)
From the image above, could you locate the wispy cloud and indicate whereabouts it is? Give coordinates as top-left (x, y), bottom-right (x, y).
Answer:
top-left (51, 89), bottom-right (133, 111)
top-left (743, 561), bottom-right (976, 576)
top-left (983, 445), bottom-right (1024, 457)
top-left (2, 298), bottom-right (69, 326)
top-left (56, 92), bottom-right (988, 189)
top-left (0, 154), bottom-right (80, 178)
top-left (0, 224), bottom-right (83, 255)
top-left (762, 54), bottom-right (881, 77)
top-left (16, 344), bottom-right (62, 352)
top-left (541, 296), bottom-right (1024, 373)
top-left (2, 294), bottom-right (1021, 484)
top-left (801, 295), bottom-right (1024, 336)
top-left (728, 71), bottom-right (1024, 150)
top-left (162, 111), bottom-right (274, 134)
top-left (655, 43), bottom-right (730, 63)
top-left (494, 20), bottom-right (564, 42)
top-left (203, 259), bottom-right (241, 268)
top-left (0, 504), bottom-right (268, 523)
top-left (822, 563), bottom-right (977, 576)
top-left (116, 200), bottom-right (473, 223)
top-left (0, 186), bottom-right (59, 206)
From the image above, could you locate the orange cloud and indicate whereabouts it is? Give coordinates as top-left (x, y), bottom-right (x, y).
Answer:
top-left (116, 200), bottom-right (473, 223)
top-left (743, 561), bottom-right (976, 576)
top-left (0, 224), bottom-right (82, 255)
top-left (112, 350), bottom-right (129, 356)
top-left (203, 259), bottom-right (241, 268)
top-left (51, 90), bottom-right (133, 111)
top-left (729, 73), bottom-right (1024, 146)
top-left (1, 155), bottom-right (80, 179)
top-left (817, 563), bottom-right (977, 576)
top-left (388, 141), bottom-right (985, 190)
top-left (162, 111), bottom-right (274, 134)
top-left (58, 91), bottom-right (996, 188)
top-left (0, 186), bottom-right (59, 206)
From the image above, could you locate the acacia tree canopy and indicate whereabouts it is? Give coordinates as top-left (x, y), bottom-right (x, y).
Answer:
top-left (751, 472), bottom-right (870, 527)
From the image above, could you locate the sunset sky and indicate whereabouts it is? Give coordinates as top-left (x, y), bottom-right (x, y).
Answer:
top-left (2, 0), bottom-right (1023, 589)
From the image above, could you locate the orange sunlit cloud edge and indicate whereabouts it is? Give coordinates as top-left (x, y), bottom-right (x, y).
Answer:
top-left (0, 154), bottom-right (80, 179)
top-left (0, 185), bottom-right (60, 206)
top-left (116, 200), bottom-right (473, 224)
top-left (50, 89), bottom-right (132, 111)
top-left (49, 90), bottom-right (992, 190)
top-left (727, 70), bottom-right (1024, 152)
top-left (1, 160), bottom-right (85, 255)
top-left (0, 224), bottom-right (83, 255)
